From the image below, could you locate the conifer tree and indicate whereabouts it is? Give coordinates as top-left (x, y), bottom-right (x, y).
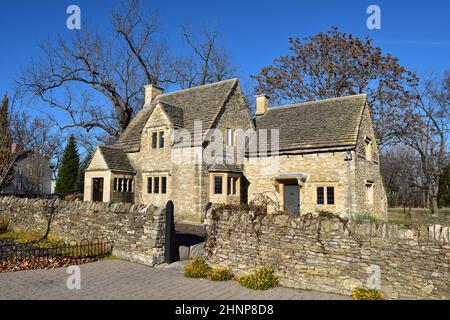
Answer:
top-left (54, 135), bottom-right (80, 194)
top-left (0, 94), bottom-right (15, 189)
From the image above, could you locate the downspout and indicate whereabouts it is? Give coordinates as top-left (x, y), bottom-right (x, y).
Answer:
top-left (344, 149), bottom-right (353, 217)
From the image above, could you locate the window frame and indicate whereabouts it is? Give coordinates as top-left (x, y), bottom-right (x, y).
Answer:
top-left (326, 186), bottom-right (335, 205)
top-left (151, 132), bottom-right (158, 149)
top-left (214, 176), bottom-right (223, 195)
top-left (154, 176), bottom-right (160, 194)
top-left (317, 187), bottom-right (325, 205)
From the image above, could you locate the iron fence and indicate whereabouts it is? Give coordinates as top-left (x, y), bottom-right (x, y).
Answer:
top-left (0, 238), bottom-right (113, 261)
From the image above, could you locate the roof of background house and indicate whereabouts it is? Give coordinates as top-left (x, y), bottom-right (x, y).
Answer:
top-left (255, 94), bottom-right (367, 153)
top-left (97, 146), bottom-right (135, 173)
top-left (114, 78), bottom-right (238, 152)
top-left (13, 150), bottom-right (53, 167)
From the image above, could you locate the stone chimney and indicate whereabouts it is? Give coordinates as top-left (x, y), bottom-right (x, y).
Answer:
top-left (144, 84), bottom-right (163, 106)
top-left (255, 94), bottom-right (270, 116)
top-left (11, 143), bottom-right (23, 154)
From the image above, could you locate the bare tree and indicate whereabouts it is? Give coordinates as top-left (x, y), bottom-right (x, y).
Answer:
top-left (391, 72), bottom-right (449, 214)
top-left (381, 147), bottom-right (424, 211)
top-left (173, 24), bottom-right (238, 89)
top-left (18, 0), bottom-right (171, 139)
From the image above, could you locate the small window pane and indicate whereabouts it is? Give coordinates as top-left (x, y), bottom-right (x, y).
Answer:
top-left (159, 131), bottom-right (165, 148)
top-left (154, 177), bottom-right (160, 194)
top-left (214, 176), bottom-right (223, 194)
top-left (114, 178), bottom-right (118, 192)
top-left (317, 187), bottom-right (324, 205)
top-left (147, 177), bottom-right (152, 193)
top-left (128, 179), bottom-right (133, 192)
top-left (327, 187), bottom-right (335, 205)
top-left (152, 132), bottom-right (158, 149)
top-left (161, 177), bottom-right (167, 194)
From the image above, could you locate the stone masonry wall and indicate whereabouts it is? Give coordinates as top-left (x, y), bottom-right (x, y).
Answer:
top-left (0, 197), bottom-right (166, 266)
top-left (205, 206), bottom-right (449, 299)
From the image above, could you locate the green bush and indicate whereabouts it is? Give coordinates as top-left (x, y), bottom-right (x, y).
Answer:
top-left (184, 258), bottom-right (212, 278)
top-left (351, 287), bottom-right (384, 300)
top-left (209, 267), bottom-right (234, 281)
top-left (0, 213), bottom-right (11, 234)
top-left (237, 267), bottom-right (279, 290)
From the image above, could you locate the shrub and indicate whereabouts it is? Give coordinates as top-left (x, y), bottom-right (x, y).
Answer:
top-left (0, 213), bottom-right (11, 234)
top-left (209, 267), bottom-right (234, 281)
top-left (184, 258), bottom-right (212, 278)
top-left (351, 287), bottom-right (385, 300)
top-left (237, 267), bottom-right (279, 290)
top-left (352, 214), bottom-right (381, 224)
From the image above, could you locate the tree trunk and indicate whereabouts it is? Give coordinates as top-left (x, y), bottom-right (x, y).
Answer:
top-left (429, 181), bottom-right (439, 215)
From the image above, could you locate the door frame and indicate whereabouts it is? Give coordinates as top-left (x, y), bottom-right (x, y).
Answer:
top-left (92, 178), bottom-right (104, 202)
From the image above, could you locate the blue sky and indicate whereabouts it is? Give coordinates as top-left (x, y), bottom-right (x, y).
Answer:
top-left (1, 0), bottom-right (449, 118)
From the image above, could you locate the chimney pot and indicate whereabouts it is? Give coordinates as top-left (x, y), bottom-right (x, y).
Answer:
top-left (255, 94), bottom-right (270, 116)
top-left (144, 84), bottom-right (163, 106)
top-left (11, 143), bottom-right (23, 154)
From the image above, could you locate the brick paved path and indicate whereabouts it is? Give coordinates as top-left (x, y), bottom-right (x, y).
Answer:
top-left (0, 260), bottom-right (348, 300)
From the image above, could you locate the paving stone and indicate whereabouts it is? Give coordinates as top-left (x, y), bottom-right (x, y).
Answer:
top-left (0, 260), bottom-right (349, 300)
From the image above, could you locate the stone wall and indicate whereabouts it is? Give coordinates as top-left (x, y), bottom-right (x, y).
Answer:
top-left (0, 197), bottom-right (166, 266)
top-left (205, 206), bottom-right (449, 299)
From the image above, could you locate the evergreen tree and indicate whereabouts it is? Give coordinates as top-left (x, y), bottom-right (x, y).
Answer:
top-left (438, 164), bottom-right (450, 208)
top-left (76, 152), bottom-right (92, 194)
top-left (54, 135), bottom-right (80, 194)
top-left (0, 94), bottom-right (14, 189)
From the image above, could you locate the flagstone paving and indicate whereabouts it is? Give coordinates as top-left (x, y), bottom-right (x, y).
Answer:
top-left (0, 259), bottom-right (349, 300)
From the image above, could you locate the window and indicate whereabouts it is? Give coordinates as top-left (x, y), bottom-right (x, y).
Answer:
top-left (39, 167), bottom-right (44, 177)
top-left (317, 187), bottom-right (324, 205)
top-left (214, 176), bottom-right (223, 194)
top-left (365, 137), bottom-right (373, 161)
top-left (226, 128), bottom-right (235, 146)
top-left (151, 131), bottom-right (165, 149)
top-left (147, 177), bottom-right (152, 193)
top-left (154, 177), bottom-right (160, 193)
top-left (327, 187), bottom-right (335, 205)
top-left (161, 177), bottom-right (167, 194)
top-left (159, 131), bottom-right (165, 148)
top-left (114, 178), bottom-right (134, 193)
top-left (366, 182), bottom-right (374, 205)
top-left (152, 132), bottom-right (158, 149)
top-left (227, 177), bottom-right (232, 195)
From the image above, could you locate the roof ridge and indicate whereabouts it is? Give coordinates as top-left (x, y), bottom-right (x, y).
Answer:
top-left (268, 94), bottom-right (367, 112)
top-left (157, 78), bottom-right (238, 99)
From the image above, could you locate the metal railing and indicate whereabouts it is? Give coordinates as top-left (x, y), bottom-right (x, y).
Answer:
top-left (0, 238), bottom-right (113, 261)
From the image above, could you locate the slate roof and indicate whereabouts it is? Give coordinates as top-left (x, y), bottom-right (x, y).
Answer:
top-left (114, 78), bottom-right (238, 152)
top-left (97, 146), bottom-right (135, 173)
top-left (255, 94), bottom-right (367, 152)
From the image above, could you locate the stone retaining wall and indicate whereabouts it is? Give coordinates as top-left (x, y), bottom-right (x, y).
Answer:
top-left (0, 197), bottom-right (165, 266)
top-left (205, 206), bottom-right (449, 300)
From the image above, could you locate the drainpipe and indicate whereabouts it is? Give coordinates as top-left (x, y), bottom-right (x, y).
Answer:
top-left (344, 150), bottom-right (353, 217)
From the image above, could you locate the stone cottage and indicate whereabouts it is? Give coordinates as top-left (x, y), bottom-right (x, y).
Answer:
top-left (84, 78), bottom-right (387, 224)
